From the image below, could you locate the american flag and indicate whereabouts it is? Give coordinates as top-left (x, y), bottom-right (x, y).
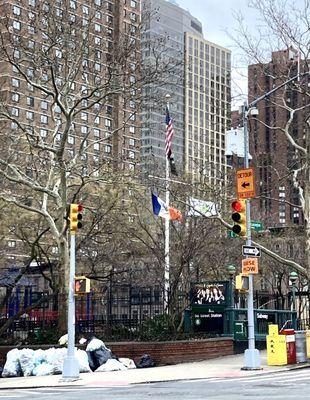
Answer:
top-left (165, 107), bottom-right (174, 159)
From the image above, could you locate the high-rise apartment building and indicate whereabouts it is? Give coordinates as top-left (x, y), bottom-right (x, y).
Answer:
top-left (0, 0), bottom-right (141, 266)
top-left (248, 48), bottom-right (308, 228)
top-left (141, 0), bottom-right (231, 183)
top-left (184, 33), bottom-right (231, 184)
top-left (0, 0), bottom-right (141, 176)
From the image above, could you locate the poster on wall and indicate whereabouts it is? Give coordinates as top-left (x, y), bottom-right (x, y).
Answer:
top-left (191, 282), bottom-right (227, 306)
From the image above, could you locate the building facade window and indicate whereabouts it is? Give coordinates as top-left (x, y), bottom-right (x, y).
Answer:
top-left (12, 78), bottom-right (20, 87)
top-left (12, 20), bottom-right (21, 30)
top-left (11, 107), bottom-right (19, 117)
top-left (13, 6), bottom-right (21, 15)
top-left (26, 111), bottom-right (34, 120)
top-left (41, 100), bottom-right (48, 110)
top-left (41, 115), bottom-right (48, 124)
top-left (12, 93), bottom-right (20, 102)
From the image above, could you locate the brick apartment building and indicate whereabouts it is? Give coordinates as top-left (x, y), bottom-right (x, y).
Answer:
top-left (0, 0), bottom-right (141, 268)
top-left (248, 48), bottom-right (309, 229)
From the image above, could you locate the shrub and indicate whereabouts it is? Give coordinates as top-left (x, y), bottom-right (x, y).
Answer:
top-left (137, 314), bottom-right (176, 341)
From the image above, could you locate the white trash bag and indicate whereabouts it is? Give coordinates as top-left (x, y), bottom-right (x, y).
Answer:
top-left (76, 349), bottom-right (91, 373)
top-left (95, 359), bottom-right (127, 372)
top-left (32, 363), bottom-right (54, 376)
top-left (33, 349), bottom-right (46, 366)
top-left (19, 349), bottom-right (35, 377)
top-left (45, 347), bottom-right (67, 374)
top-left (86, 338), bottom-right (108, 352)
top-left (119, 358), bottom-right (136, 369)
top-left (2, 349), bottom-right (22, 377)
top-left (58, 334), bottom-right (68, 346)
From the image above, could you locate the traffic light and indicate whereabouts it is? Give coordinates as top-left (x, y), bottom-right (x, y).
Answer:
top-left (69, 203), bottom-right (83, 233)
top-left (74, 276), bottom-right (90, 294)
top-left (235, 274), bottom-right (249, 292)
top-left (231, 200), bottom-right (246, 237)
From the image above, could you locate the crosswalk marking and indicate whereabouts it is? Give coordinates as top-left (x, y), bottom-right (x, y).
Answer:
top-left (194, 369), bottom-right (310, 384)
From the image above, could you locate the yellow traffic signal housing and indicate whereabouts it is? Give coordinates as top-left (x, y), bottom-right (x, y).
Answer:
top-left (235, 273), bottom-right (249, 292)
top-left (74, 276), bottom-right (90, 294)
top-left (231, 200), bottom-right (247, 237)
top-left (70, 203), bottom-right (83, 233)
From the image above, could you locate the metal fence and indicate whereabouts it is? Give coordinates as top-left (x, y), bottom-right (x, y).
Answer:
top-left (0, 285), bottom-right (167, 342)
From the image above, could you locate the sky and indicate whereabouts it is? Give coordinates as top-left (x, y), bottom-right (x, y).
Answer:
top-left (175, 0), bottom-right (261, 107)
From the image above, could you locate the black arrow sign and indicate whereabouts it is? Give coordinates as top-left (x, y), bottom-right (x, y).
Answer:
top-left (241, 182), bottom-right (250, 188)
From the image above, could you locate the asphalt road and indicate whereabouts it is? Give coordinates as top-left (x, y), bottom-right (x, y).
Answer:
top-left (1, 368), bottom-right (310, 400)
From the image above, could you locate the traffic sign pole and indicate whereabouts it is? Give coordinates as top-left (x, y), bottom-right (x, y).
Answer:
top-left (242, 245), bottom-right (261, 257)
top-left (62, 233), bottom-right (80, 380)
top-left (242, 102), bottom-right (261, 370)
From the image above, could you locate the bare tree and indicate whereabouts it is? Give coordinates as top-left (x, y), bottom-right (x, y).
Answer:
top-left (0, 0), bottom-right (180, 331)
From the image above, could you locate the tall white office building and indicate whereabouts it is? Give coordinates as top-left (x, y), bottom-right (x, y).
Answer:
top-left (141, 0), bottom-right (203, 174)
top-left (184, 33), bottom-right (231, 185)
top-left (141, 0), bottom-right (231, 184)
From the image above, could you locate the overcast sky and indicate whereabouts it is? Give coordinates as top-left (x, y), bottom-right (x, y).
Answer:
top-left (175, 0), bottom-right (261, 106)
top-left (174, 0), bottom-right (306, 107)
top-left (175, 0), bottom-right (257, 49)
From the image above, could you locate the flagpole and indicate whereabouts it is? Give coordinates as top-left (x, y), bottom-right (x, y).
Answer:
top-left (164, 94), bottom-right (171, 313)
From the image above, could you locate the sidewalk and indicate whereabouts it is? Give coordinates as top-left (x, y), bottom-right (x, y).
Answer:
top-left (0, 351), bottom-right (309, 390)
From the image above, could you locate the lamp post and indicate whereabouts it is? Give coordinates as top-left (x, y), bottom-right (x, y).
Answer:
top-left (226, 264), bottom-right (236, 308)
top-left (289, 271), bottom-right (298, 330)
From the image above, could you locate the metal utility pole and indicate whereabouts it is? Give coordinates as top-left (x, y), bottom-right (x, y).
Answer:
top-left (242, 102), bottom-right (261, 370)
top-left (62, 233), bottom-right (79, 380)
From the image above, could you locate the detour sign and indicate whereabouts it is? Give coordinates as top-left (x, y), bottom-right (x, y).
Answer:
top-left (236, 167), bottom-right (255, 199)
top-left (242, 258), bottom-right (258, 274)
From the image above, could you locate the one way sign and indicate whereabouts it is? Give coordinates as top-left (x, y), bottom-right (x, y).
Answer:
top-left (242, 245), bottom-right (261, 257)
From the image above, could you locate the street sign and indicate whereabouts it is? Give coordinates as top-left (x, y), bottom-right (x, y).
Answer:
top-left (242, 258), bottom-right (259, 274)
top-left (236, 167), bottom-right (255, 199)
top-left (251, 221), bottom-right (263, 231)
top-left (242, 245), bottom-right (261, 257)
top-left (227, 230), bottom-right (237, 238)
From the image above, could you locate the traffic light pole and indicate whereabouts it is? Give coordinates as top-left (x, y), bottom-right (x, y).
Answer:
top-left (242, 101), bottom-right (261, 370)
top-left (62, 233), bottom-right (79, 380)
top-left (240, 71), bottom-right (309, 369)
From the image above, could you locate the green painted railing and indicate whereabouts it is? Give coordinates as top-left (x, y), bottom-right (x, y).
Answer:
top-left (224, 307), bottom-right (297, 340)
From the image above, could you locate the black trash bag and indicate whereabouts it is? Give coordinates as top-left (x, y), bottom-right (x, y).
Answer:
top-left (86, 351), bottom-right (96, 372)
top-left (91, 347), bottom-right (112, 371)
top-left (136, 354), bottom-right (155, 368)
top-left (84, 335), bottom-right (114, 371)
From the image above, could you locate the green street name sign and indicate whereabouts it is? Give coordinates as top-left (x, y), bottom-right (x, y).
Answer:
top-left (251, 221), bottom-right (263, 231)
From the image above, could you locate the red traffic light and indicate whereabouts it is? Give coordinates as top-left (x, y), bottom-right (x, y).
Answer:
top-left (231, 200), bottom-right (245, 212)
top-left (231, 199), bottom-right (246, 237)
top-left (77, 204), bottom-right (83, 212)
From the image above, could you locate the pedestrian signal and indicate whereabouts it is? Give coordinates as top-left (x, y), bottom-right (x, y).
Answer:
top-left (235, 274), bottom-right (249, 292)
top-left (70, 203), bottom-right (83, 233)
top-left (231, 200), bottom-right (246, 237)
top-left (74, 276), bottom-right (90, 294)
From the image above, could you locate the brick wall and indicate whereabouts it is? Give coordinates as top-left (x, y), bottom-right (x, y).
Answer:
top-left (0, 337), bottom-right (233, 366)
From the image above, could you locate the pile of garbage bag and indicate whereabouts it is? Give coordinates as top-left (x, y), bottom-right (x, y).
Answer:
top-left (2, 336), bottom-right (155, 378)
top-left (2, 347), bottom-right (90, 377)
